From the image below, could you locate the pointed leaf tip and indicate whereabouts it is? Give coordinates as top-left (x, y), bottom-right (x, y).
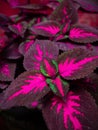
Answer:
top-left (58, 48), bottom-right (98, 80)
top-left (23, 40), bottom-right (59, 71)
top-left (0, 71), bottom-right (50, 109)
top-left (69, 24), bottom-right (98, 43)
top-left (42, 90), bottom-right (98, 130)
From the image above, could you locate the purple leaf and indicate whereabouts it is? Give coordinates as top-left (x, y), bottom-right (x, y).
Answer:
top-left (49, 0), bottom-right (78, 25)
top-left (69, 24), bottom-right (98, 43)
top-left (5, 42), bottom-right (22, 59)
top-left (58, 48), bottom-right (98, 80)
top-left (73, 0), bottom-right (98, 12)
top-left (0, 60), bottom-right (16, 81)
top-left (23, 40), bottom-right (59, 71)
top-left (31, 21), bottom-right (60, 37)
top-left (8, 21), bottom-right (27, 37)
top-left (0, 71), bottom-right (50, 109)
top-left (42, 89), bottom-right (98, 130)
top-left (19, 40), bottom-right (34, 56)
top-left (84, 73), bottom-right (98, 91)
top-left (0, 82), bottom-right (8, 89)
top-left (0, 14), bottom-right (12, 27)
top-left (56, 41), bottom-right (86, 51)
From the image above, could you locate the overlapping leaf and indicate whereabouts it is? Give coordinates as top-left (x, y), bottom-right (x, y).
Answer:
top-left (73, 0), bottom-right (98, 12)
top-left (0, 70), bottom-right (50, 109)
top-left (5, 42), bottom-right (22, 59)
top-left (42, 89), bottom-right (98, 130)
top-left (48, 76), bottom-right (69, 98)
top-left (0, 60), bottom-right (16, 81)
top-left (31, 21), bottom-right (60, 37)
top-left (8, 21), bottom-right (27, 37)
top-left (40, 59), bottom-right (69, 98)
top-left (56, 41), bottom-right (86, 51)
top-left (40, 59), bottom-right (58, 77)
top-left (0, 14), bottom-right (12, 28)
top-left (49, 0), bottom-right (78, 25)
top-left (84, 73), bottom-right (98, 90)
top-left (58, 48), bottom-right (98, 80)
top-left (69, 24), bottom-right (98, 43)
top-left (0, 82), bottom-right (8, 89)
top-left (19, 40), bottom-right (34, 56)
top-left (23, 40), bottom-right (59, 71)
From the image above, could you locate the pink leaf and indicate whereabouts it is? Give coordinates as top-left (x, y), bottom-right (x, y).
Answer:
top-left (31, 21), bottom-right (60, 37)
top-left (69, 24), bottom-right (98, 43)
top-left (40, 59), bottom-right (58, 77)
top-left (8, 21), bottom-right (27, 37)
top-left (58, 48), bottom-right (98, 80)
top-left (42, 90), bottom-right (98, 130)
top-left (0, 71), bottom-right (50, 109)
top-left (23, 40), bottom-right (59, 71)
top-left (19, 40), bottom-right (34, 55)
top-left (0, 60), bottom-right (16, 81)
top-left (50, 76), bottom-right (69, 98)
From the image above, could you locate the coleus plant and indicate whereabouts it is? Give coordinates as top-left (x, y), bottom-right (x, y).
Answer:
top-left (0, 0), bottom-right (98, 130)
top-left (30, 0), bottom-right (98, 44)
top-left (1, 40), bottom-right (98, 130)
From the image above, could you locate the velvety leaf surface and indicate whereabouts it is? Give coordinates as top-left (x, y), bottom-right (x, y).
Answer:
top-left (31, 21), bottom-right (60, 37)
top-left (0, 82), bottom-right (8, 89)
top-left (0, 71), bottom-right (50, 109)
top-left (69, 24), bottom-right (98, 43)
top-left (73, 0), bottom-right (98, 12)
top-left (19, 40), bottom-right (34, 56)
top-left (42, 89), bottom-right (98, 130)
top-left (84, 73), bottom-right (98, 93)
top-left (0, 60), bottom-right (16, 81)
top-left (58, 48), bottom-right (98, 80)
top-left (47, 1), bottom-right (59, 10)
top-left (5, 42), bottom-right (22, 59)
top-left (23, 40), bottom-right (59, 71)
top-left (8, 22), bottom-right (27, 37)
top-left (56, 41), bottom-right (86, 51)
top-left (49, 0), bottom-right (78, 24)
